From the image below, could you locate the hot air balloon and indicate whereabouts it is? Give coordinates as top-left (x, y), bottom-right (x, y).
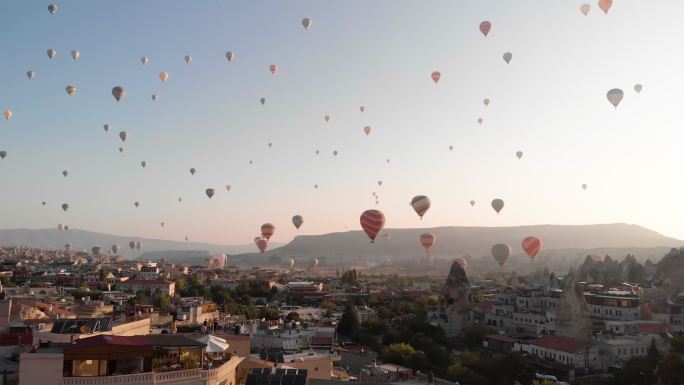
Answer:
top-left (268, 142), bottom-right (272, 149)
top-left (27, 70), bottom-right (36, 80)
top-left (226, 51), bottom-right (235, 62)
top-left (634, 84), bottom-right (643, 93)
top-left (302, 18), bottom-right (311, 29)
top-left (333, 150), bottom-right (338, 156)
top-left (0, 151), bottom-right (6, 159)
top-left (503, 52), bottom-right (512, 64)
top-left (92, 246), bottom-right (101, 255)
top-left (522, 236), bottom-right (542, 260)
top-left (261, 223), bottom-right (275, 240)
top-left (189, 168), bottom-right (196, 175)
top-left (65, 243), bottom-right (72, 252)
top-left (57, 224), bottom-right (65, 231)
top-left (478, 118), bottom-right (484, 125)
top-left (140, 161), bottom-right (146, 168)
top-left (580, 3), bottom-right (591, 15)
top-left (118, 147), bottom-right (123, 153)
top-left (61, 203), bottom-right (69, 212)
top-left (62, 170), bottom-right (68, 178)
top-left (3, 110), bottom-right (12, 120)
top-left (492, 244), bottom-right (511, 267)
top-left (269, 65), bottom-right (278, 74)
top-left (607, 88), bottom-right (624, 108)
top-left (135, 241), bottom-right (143, 250)
top-left (292, 215), bottom-right (303, 230)
top-left (469, 200), bottom-right (476, 207)
top-left (205, 188), bottom-right (215, 199)
top-left (111, 244), bottom-right (119, 254)
top-left (360, 209), bottom-right (385, 242)
top-left (140, 57), bottom-right (149, 65)
top-left (260, 97), bottom-right (266, 105)
top-left (324, 115), bottom-right (330, 123)
top-left (582, 184), bottom-right (588, 190)
top-left (71, 50), bottom-right (80, 60)
top-left (112, 86), bottom-right (125, 102)
top-left (134, 202), bottom-right (140, 207)
top-left (178, 197), bottom-right (182, 202)
top-left (377, 181), bottom-right (382, 186)
top-left (315, 150), bottom-right (319, 155)
top-left (129, 241), bottom-right (135, 250)
top-left (431, 71), bottom-right (441, 84)
top-left (360, 106), bottom-right (365, 112)
top-left (185, 236), bottom-right (189, 241)
top-left (483, 98), bottom-right (490, 106)
top-left (64, 225), bottom-right (69, 231)
top-left (420, 233), bottom-right (436, 254)
top-left (364, 126), bottom-right (371, 135)
top-left (491, 199), bottom-right (504, 214)
top-left (48, 3), bottom-right (58, 15)
top-left (151, 94), bottom-right (158, 102)
top-left (42, 202), bottom-right (46, 206)
top-left (161, 222), bottom-right (165, 227)
top-left (516, 151), bottom-right (523, 159)
top-left (65, 85), bottom-right (77, 95)
top-left (288, 258), bottom-right (295, 270)
top-left (256, 239), bottom-right (268, 253)
top-left (449, 145), bottom-right (454, 151)
top-left (226, 185), bottom-right (232, 191)
top-left (184, 55), bottom-right (192, 64)
top-left (598, 0), bottom-right (612, 14)
top-left (47, 49), bottom-right (57, 59)
top-left (452, 258), bottom-right (467, 270)
top-left (119, 131), bottom-right (127, 142)
top-left (479, 21), bottom-right (492, 37)
top-left (103, 124), bottom-right (111, 133)
top-left (410, 195), bottom-right (431, 219)
top-left (159, 72), bottom-right (169, 82)
top-left (314, 184), bottom-right (318, 189)
top-left (253, 237), bottom-right (262, 245)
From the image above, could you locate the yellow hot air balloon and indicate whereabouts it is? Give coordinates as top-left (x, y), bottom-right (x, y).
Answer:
top-left (3, 110), bottom-right (12, 120)
top-left (159, 72), bottom-right (169, 82)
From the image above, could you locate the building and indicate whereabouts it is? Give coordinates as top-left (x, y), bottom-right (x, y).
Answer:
top-left (585, 290), bottom-right (641, 322)
top-left (118, 279), bottom-right (175, 297)
top-left (517, 335), bottom-right (601, 371)
top-left (176, 297), bottom-right (220, 325)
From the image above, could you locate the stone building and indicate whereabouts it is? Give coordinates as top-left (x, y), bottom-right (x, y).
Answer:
top-left (436, 261), bottom-right (473, 337)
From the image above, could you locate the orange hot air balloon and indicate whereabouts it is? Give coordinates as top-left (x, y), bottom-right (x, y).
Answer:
top-left (598, 0), bottom-right (612, 14)
top-left (360, 209), bottom-right (385, 243)
top-left (364, 126), bottom-right (371, 135)
top-left (431, 71), bottom-right (441, 84)
top-left (269, 64), bottom-right (278, 74)
top-left (522, 236), bottom-right (542, 260)
top-left (261, 223), bottom-right (275, 240)
top-left (256, 239), bottom-right (268, 253)
top-left (420, 233), bottom-right (436, 254)
top-left (479, 21), bottom-right (492, 37)
top-left (452, 258), bottom-right (467, 270)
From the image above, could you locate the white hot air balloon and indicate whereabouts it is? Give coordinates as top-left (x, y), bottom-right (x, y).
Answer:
top-left (580, 3), bottom-right (591, 15)
top-left (71, 50), bottom-right (80, 60)
top-left (48, 3), bottom-right (58, 15)
top-left (65, 85), bottom-right (77, 95)
top-left (141, 57), bottom-right (149, 65)
top-left (184, 55), bottom-right (192, 64)
top-left (634, 84), bottom-right (643, 93)
top-left (47, 49), bottom-right (57, 59)
top-left (27, 70), bottom-right (36, 80)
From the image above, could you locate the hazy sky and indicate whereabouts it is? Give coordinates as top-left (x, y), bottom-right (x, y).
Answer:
top-left (1, 0), bottom-right (684, 246)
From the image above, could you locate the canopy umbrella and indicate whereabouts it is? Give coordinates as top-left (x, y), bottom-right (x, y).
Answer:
top-left (196, 334), bottom-right (229, 354)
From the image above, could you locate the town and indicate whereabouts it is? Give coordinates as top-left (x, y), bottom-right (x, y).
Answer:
top-left (0, 245), bottom-right (680, 385)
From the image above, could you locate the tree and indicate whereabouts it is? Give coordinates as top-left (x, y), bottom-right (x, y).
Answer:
top-left (338, 302), bottom-right (359, 336)
top-left (657, 352), bottom-right (684, 385)
top-left (382, 343), bottom-right (416, 365)
top-left (405, 351), bottom-right (428, 371)
top-left (134, 290), bottom-right (150, 305)
top-left (286, 312), bottom-right (301, 322)
top-left (671, 334), bottom-right (684, 354)
top-left (258, 307), bottom-right (279, 320)
top-left (648, 337), bottom-right (660, 363)
top-left (154, 291), bottom-right (172, 309)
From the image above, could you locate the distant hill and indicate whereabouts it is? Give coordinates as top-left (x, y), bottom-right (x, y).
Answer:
top-left (0, 228), bottom-right (279, 258)
top-left (229, 223), bottom-right (683, 268)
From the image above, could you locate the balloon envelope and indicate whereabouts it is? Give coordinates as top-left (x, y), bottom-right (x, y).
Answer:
top-left (598, 0), bottom-right (612, 13)
top-left (129, 241), bottom-right (135, 250)
top-left (112, 87), bottom-right (125, 102)
top-left (135, 241), bottom-right (143, 250)
top-left (3, 110), bottom-right (12, 120)
top-left (364, 126), bottom-right (371, 135)
top-left (119, 131), bottom-right (127, 142)
top-left (256, 239), bottom-right (268, 253)
top-left (159, 72), bottom-right (169, 82)
top-left (111, 245), bottom-right (119, 254)
top-left (360, 209), bottom-right (385, 242)
top-left (26, 70), bottom-right (36, 80)
top-left (103, 124), bottom-right (111, 133)
top-left (479, 21), bottom-right (492, 36)
top-left (607, 88), bottom-right (624, 108)
top-left (190, 168), bottom-right (196, 175)
top-left (522, 236), bottom-right (543, 260)
top-left (261, 223), bottom-right (275, 240)
top-left (66, 85), bottom-right (77, 95)
top-left (492, 244), bottom-right (511, 267)
top-left (71, 50), bottom-right (80, 60)
top-left (269, 64), bottom-right (278, 74)
top-left (141, 57), bottom-right (149, 65)
top-left (57, 224), bottom-right (65, 231)
top-left (503, 52), bottom-right (512, 64)
top-left (47, 49), bottom-right (56, 59)
top-left (292, 215), bottom-right (303, 230)
top-left (470, 200), bottom-right (476, 207)
top-left (410, 195), bottom-right (431, 219)
top-left (205, 188), bottom-right (215, 199)
top-left (226, 51), bottom-right (235, 62)
top-left (491, 199), bottom-right (504, 214)
top-left (302, 18), bottom-right (311, 29)
top-left (420, 233), bottom-right (436, 253)
top-left (516, 151), bottom-right (523, 159)
top-left (184, 55), bottom-right (192, 64)
top-left (431, 71), bottom-right (441, 84)
top-left (580, 3), bottom-right (591, 15)
top-left (582, 184), bottom-right (588, 190)
top-left (0, 151), bottom-right (6, 159)
top-left (61, 203), bottom-right (69, 212)
top-left (634, 84), bottom-right (643, 93)
top-left (48, 4), bottom-right (58, 15)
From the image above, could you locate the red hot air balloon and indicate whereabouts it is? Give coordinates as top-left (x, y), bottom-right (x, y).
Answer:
top-left (598, 0), bottom-right (612, 14)
top-left (269, 65), bottom-right (278, 74)
top-left (420, 233), bottom-right (436, 254)
top-left (431, 71), bottom-right (441, 84)
top-left (261, 223), bottom-right (275, 240)
top-left (452, 258), bottom-right (468, 270)
top-left (479, 21), bottom-right (492, 37)
top-left (360, 209), bottom-right (385, 243)
top-left (256, 239), bottom-right (268, 253)
top-left (522, 236), bottom-right (542, 260)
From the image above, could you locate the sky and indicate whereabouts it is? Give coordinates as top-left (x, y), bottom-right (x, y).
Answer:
top-left (1, 0), bottom-right (684, 246)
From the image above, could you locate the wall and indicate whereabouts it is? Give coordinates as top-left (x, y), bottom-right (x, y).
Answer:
top-left (111, 318), bottom-right (151, 336)
top-left (279, 357), bottom-right (332, 380)
top-left (18, 352), bottom-right (63, 385)
top-left (219, 334), bottom-right (252, 358)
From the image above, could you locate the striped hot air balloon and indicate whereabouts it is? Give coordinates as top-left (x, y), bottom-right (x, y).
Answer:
top-left (261, 223), bottom-right (275, 240)
top-left (522, 236), bottom-right (542, 260)
top-left (410, 195), bottom-right (431, 219)
top-left (360, 209), bottom-right (385, 243)
top-left (256, 239), bottom-right (268, 253)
